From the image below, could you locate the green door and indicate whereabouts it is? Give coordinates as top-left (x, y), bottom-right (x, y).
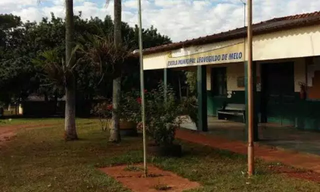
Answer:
top-left (208, 67), bottom-right (227, 116)
top-left (261, 62), bottom-right (295, 125)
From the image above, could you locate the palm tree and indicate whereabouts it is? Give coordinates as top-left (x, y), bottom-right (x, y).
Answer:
top-left (109, 0), bottom-right (122, 142)
top-left (64, 0), bottom-right (78, 140)
top-left (36, 0), bottom-right (78, 140)
top-left (39, 0), bottom-right (122, 141)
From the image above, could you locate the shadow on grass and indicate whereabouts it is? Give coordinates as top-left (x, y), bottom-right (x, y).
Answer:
top-left (178, 141), bottom-right (247, 160)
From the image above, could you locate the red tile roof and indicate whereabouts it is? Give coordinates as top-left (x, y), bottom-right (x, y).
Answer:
top-left (140, 11), bottom-right (320, 56)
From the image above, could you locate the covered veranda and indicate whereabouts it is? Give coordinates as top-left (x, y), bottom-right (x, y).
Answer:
top-left (140, 11), bottom-right (320, 155)
top-left (207, 117), bottom-right (320, 156)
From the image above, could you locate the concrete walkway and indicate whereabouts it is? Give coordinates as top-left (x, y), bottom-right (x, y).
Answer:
top-left (206, 118), bottom-right (320, 155)
top-left (176, 128), bottom-right (320, 174)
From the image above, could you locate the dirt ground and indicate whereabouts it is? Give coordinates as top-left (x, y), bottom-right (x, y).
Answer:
top-left (269, 164), bottom-right (320, 183)
top-left (0, 123), bottom-right (56, 146)
top-left (100, 164), bottom-right (201, 192)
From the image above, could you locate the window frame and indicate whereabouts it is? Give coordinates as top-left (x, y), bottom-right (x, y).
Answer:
top-left (211, 67), bottom-right (227, 97)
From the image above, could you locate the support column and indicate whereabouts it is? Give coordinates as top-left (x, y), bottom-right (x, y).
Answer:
top-left (197, 65), bottom-right (208, 132)
top-left (245, 61), bottom-right (259, 141)
top-left (164, 68), bottom-right (168, 102)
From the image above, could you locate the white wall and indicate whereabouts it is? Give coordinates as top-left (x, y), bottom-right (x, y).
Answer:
top-left (144, 52), bottom-right (168, 70)
top-left (226, 64), bottom-right (245, 91)
top-left (253, 26), bottom-right (320, 61)
top-left (144, 25), bottom-right (320, 71)
top-left (206, 63), bottom-right (245, 92)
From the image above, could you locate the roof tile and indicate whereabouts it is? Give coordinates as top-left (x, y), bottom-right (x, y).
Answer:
top-left (141, 11), bottom-right (320, 55)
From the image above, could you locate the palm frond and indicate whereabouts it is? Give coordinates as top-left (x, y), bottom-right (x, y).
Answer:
top-left (33, 49), bottom-right (65, 87)
top-left (83, 34), bottom-right (132, 78)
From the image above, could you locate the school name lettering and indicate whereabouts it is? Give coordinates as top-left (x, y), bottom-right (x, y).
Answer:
top-left (167, 52), bottom-right (243, 66)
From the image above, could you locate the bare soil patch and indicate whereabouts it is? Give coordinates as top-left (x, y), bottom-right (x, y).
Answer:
top-left (100, 164), bottom-right (201, 192)
top-left (0, 132), bottom-right (16, 146)
top-left (0, 123), bottom-right (57, 146)
top-left (269, 164), bottom-right (320, 183)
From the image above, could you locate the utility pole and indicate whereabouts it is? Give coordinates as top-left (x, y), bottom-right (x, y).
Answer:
top-left (247, 0), bottom-right (254, 177)
top-left (137, 0), bottom-right (147, 177)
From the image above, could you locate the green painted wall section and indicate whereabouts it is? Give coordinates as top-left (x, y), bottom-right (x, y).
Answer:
top-left (267, 93), bottom-right (320, 131)
top-left (207, 91), bottom-right (320, 130)
top-left (207, 91), bottom-right (246, 116)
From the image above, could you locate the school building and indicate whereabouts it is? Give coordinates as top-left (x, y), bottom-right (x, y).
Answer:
top-left (140, 11), bottom-right (320, 140)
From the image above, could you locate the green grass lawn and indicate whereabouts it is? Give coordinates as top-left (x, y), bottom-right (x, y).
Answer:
top-left (0, 118), bottom-right (94, 127)
top-left (0, 118), bottom-right (63, 126)
top-left (0, 119), bottom-right (319, 192)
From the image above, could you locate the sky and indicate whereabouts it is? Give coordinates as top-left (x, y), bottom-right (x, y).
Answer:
top-left (1, 0), bottom-right (320, 42)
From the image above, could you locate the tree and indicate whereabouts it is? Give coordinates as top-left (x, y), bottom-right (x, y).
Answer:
top-left (0, 14), bottom-right (37, 103)
top-left (185, 71), bottom-right (197, 95)
top-left (32, 1), bottom-right (77, 138)
top-left (1, 11), bottom-right (172, 121)
top-left (0, 14), bottom-right (21, 49)
top-left (108, 0), bottom-right (122, 142)
top-left (64, 0), bottom-right (78, 140)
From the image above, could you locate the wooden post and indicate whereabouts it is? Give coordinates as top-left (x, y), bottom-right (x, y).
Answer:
top-left (137, 0), bottom-right (147, 177)
top-left (247, 0), bottom-right (254, 177)
top-left (245, 61), bottom-right (259, 142)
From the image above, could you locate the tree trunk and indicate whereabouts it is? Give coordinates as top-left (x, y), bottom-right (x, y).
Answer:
top-left (64, 0), bottom-right (78, 140)
top-left (109, 0), bottom-right (122, 142)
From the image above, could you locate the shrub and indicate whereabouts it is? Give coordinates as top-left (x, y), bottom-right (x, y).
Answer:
top-left (92, 83), bottom-right (198, 144)
top-left (133, 83), bottom-right (197, 146)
